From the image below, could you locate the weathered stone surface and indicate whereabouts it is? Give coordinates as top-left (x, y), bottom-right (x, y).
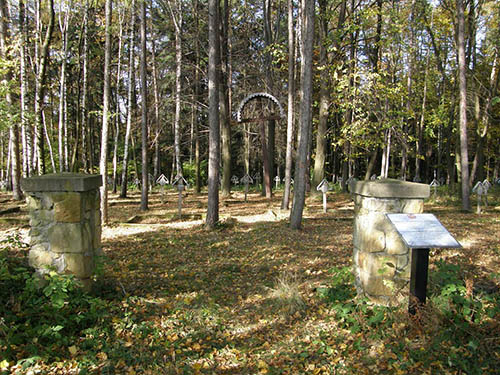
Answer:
top-left (63, 253), bottom-right (94, 278)
top-left (358, 270), bottom-right (395, 296)
top-left (26, 195), bottom-right (42, 211)
top-left (353, 219), bottom-right (386, 253)
top-left (48, 223), bottom-right (87, 253)
top-left (29, 246), bottom-right (55, 270)
top-left (358, 251), bottom-right (397, 278)
top-left (21, 173), bottom-right (102, 192)
top-left (385, 231), bottom-right (408, 255)
top-left (50, 192), bottom-right (82, 223)
top-left (349, 179), bottom-right (430, 199)
top-left (400, 199), bottom-right (424, 213)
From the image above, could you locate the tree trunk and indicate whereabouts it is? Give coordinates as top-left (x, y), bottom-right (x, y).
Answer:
top-left (112, 11), bottom-right (124, 193)
top-left (81, 1), bottom-right (89, 173)
top-left (57, 8), bottom-right (70, 172)
top-left (470, 52), bottom-right (499, 183)
top-left (290, 0), bottom-right (315, 230)
top-left (100, 0), bottom-right (112, 225)
top-left (152, 39), bottom-right (161, 179)
top-left (19, 0), bottom-right (30, 178)
top-left (0, 0), bottom-right (21, 199)
top-left (457, 0), bottom-right (470, 210)
top-left (206, 0), bottom-right (220, 229)
top-left (312, 0), bottom-right (329, 193)
top-left (34, 0), bottom-right (55, 175)
top-left (281, 0), bottom-right (295, 209)
top-left (220, 0), bottom-right (231, 197)
top-left (120, 0), bottom-right (136, 198)
top-left (140, 0), bottom-right (149, 211)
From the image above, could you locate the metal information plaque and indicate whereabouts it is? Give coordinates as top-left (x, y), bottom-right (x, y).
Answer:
top-left (386, 213), bottom-right (462, 249)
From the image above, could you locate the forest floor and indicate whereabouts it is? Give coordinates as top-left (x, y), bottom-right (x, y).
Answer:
top-left (1, 186), bottom-right (500, 374)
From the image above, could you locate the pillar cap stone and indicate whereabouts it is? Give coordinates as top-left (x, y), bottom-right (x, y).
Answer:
top-left (21, 173), bottom-right (102, 192)
top-left (349, 178), bottom-right (430, 199)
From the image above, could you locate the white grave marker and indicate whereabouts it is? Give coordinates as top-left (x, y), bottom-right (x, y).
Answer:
top-left (430, 178), bottom-right (440, 198)
top-left (231, 175), bottom-right (240, 185)
top-left (317, 178), bottom-right (330, 213)
top-left (472, 181), bottom-right (485, 214)
top-left (241, 174), bottom-right (254, 202)
top-left (274, 176), bottom-right (281, 189)
top-left (172, 175), bottom-right (188, 217)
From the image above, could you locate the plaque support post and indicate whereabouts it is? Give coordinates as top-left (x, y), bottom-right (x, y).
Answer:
top-left (409, 248), bottom-right (430, 315)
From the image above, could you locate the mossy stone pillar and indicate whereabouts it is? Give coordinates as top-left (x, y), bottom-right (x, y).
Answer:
top-left (21, 173), bottom-right (102, 289)
top-left (349, 179), bottom-right (430, 304)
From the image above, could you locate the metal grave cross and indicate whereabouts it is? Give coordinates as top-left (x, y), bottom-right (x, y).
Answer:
top-left (472, 181), bottom-right (486, 214)
top-left (430, 179), bottom-right (440, 198)
top-left (172, 175), bottom-right (188, 217)
top-left (386, 213), bottom-right (462, 314)
top-left (156, 174), bottom-right (169, 202)
top-left (156, 174), bottom-right (169, 186)
top-left (254, 172), bottom-right (261, 186)
top-left (274, 176), bottom-right (281, 189)
top-left (317, 178), bottom-right (330, 213)
top-left (241, 174), bottom-right (254, 202)
top-left (231, 175), bottom-right (240, 185)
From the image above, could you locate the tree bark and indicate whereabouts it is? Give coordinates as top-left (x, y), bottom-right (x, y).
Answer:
top-left (312, 0), bottom-right (329, 193)
top-left (457, 0), bottom-right (470, 210)
top-left (100, 0), bottom-right (112, 225)
top-left (140, 0), bottom-right (149, 211)
top-left (281, 0), bottom-right (295, 209)
top-left (34, 0), bottom-right (55, 175)
top-left (120, 0), bottom-right (136, 198)
top-left (290, 0), bottom-right (315, 229)
top-left (0, 0), bottom-right (21, 199)
top-left (206, 0), bottom-right (220, 229)
top-left (220, 0), bottom-right (232, 198)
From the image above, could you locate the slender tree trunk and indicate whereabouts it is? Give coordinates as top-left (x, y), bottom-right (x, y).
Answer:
top-left (19, 0), bottom-right (30, 178)
top-left (34, 0), bottom-right (55, 175)
top-left (470, 52), bottom-right (499, 183)
top-left (57, 7), bottom-right (70, 172)
top-left (100, 0), bottom-right (112, 225)
top-left (312, 0), bottom-right (329, 192)
top-left (220, 0), bottom-right (231, 197)
top-left (140, 0), bottom-right (148, 211)
top-left (81, 1), bottom-right (89, 173)
top-left (112, 12), bottom-right (124, 193)
top-left (281, 0), bottom-right (295, 209)
top-left (152, 39), bottom-right (161, 179)
top-left (206, 0), bottom-right (220, 229)
top-left (0, 0), bottom-right (21, 199)
top-left (193, 0), bottom-right (201, 193)
top-left (120, 0), bottom-right (136, 198)
top-left (290, 0), bottom-right (315, 229)
top-left (457, 0), bottom-right (470, 210)
top-left (169, 0), bottom-right (183, 177)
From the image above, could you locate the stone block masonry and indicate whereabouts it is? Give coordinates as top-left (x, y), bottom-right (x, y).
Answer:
top-left (21, 173), bottom-right (102, 289)
top-left (349, 179), bottom-right (430, 305)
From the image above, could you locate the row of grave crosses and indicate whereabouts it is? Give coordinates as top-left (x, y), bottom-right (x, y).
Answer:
top-left (230, 174), bottom-right (295, 187)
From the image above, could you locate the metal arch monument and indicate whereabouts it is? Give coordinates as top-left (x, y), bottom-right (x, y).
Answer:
top-left (236, 92), bottom-right (285, 123)
top-left (235, 92), bottom-right (285, 198)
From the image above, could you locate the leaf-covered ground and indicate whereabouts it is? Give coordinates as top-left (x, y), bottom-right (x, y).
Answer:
top-left (1, 186), bottom-right (500, 374)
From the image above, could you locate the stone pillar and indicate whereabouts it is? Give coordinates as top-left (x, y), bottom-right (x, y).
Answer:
top-left (21, 173), bottom-right (102, 289)
top-left (349, 179), bottom-right (430, 305)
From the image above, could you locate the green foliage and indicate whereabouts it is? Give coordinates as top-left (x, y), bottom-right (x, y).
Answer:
top-left (182, 160), bottom-right (208, 186)
top-left (0, 236), bottom-right (107, 366)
